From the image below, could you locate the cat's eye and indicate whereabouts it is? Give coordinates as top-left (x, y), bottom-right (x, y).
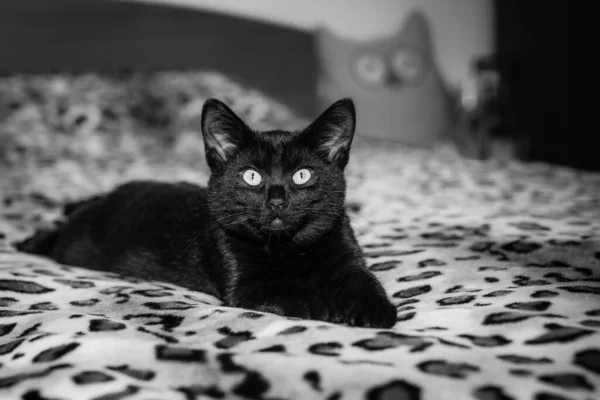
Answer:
top-left (391, 48), bottom-right (426, 83)
top-left (242, 169), bottom-right (262, 186)
top-left (292, 169), bottom-right (312, 185)
top-left (353, 53), bottom-right (387, 87)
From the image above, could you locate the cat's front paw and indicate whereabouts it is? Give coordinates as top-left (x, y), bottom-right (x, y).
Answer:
top-left (235, 290), bottom-right (341, 323)
top-left (338, 291), bottom-right (397, 328)
top-left (332, 275), bottom-right (397, 328)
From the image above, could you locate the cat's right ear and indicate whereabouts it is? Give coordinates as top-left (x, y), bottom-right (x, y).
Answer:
top-left (201, 99), bottom-right (249, 169)
top-left (303, 98), bottom-right (356, 169)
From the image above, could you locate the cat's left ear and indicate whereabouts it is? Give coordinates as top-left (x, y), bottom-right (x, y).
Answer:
top-left (304, 98), bottom-right (356, 169)
top-left (201, 98), bottom-right (251, 169)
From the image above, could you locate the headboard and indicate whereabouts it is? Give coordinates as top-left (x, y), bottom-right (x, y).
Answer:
top-left (0, 0), bottom-right (317, 117)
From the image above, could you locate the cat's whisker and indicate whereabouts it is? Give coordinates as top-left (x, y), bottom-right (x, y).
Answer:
top-left (221, 216), bottom-right (251, 229)
top-left (213, 212), bottom-right (247, 223)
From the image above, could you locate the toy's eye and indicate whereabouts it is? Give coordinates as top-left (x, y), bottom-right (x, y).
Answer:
top-left (292, 169), bottom-right (312, 185)
top-left (353, 53), bottom-right (387, 87)
top-left (242, 169), bottom-right (262, 186)
top-left (391, 48), bottom-right (426, 83)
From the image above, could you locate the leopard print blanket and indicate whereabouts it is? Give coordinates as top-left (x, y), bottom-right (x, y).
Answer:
top-left (1, 72), bottom-right (599, 400)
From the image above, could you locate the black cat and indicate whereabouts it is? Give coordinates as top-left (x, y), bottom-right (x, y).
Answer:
top-left (17, 98), bottom-right (397, 328)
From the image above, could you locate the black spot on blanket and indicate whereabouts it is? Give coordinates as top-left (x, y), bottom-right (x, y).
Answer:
top-left (72, 371), bottom-right (115, 384)
top-left (437, 295), bottom-right (476, 306)
top-left (91, 384), bottom-right (139, 400)
top-left (417, 360), bottom-right (480, 379)
top-left (53, 279), bottom-right (95, 289)
top-left (501, 240), bottom-right (542, 253)
top-left (29, 302), bottom-right (59, 311)
top-left (393, 285), bottom-right (432, 299)
top-left (369, 261), bottom-right (400, 271)
top-left (0, 338), bottom-right (25, 355)
top-left (418, 259), bottom-right (447, 268)
top-left (0, 323), bottom-right (16, 336)
top-left (513, 275), bottom-right (550, 287)
top-left (483, 312), bottom-right (532, 325)
top-left (353, 332), bottom-right (431, 352)
top-left (506, 301), bottom-right (551, 311)
top-left (365, 249), bottom-right (424, 258)
top-left (558, 286), bottom-right (600, 295)
top-left (459, 334), bottom-right (511, 347)
top-left (0, 364), bottom-right (71, 388)
top-left (217, 353), bottom-right (244, 373)
top-left (538, 373), bottom-right (595, 391)
top-left (397, 271), bottom-right (442, 282)
top-left (0, 297), bottom-right (18, 306)
top-left (131, 289), bottom-right (172, 297)
top-left (90, 319), bottom-right (126, 332)
top-left (277, 325), bottom-right (307, 335)
top-left (32, 343), bottom-right (80, 363)
top-left (366, 379), bottom-right (421, 400)
top-left (483, 290), bottom-right (513, 298)
top-left (531, 290), bottom-right (559, 298)
top-left (304, 370), bottom-right (322, 391)
top-left (473, 385), bottom-right (516, 400)
top-left (123, 313), bottom-right (184, 331)
top-left (524, 323), bottom-right (595, 345)
top-left (143, 301), bottom-right (196, 310)
top-left (573, 348), bottom-right (600, 375)
top-left (239, 311), bottom-right (263, 319)
top-left (257, 345), bottom-right (286, 353)
top-left (497, 354), bottom-right (553, 364)
top-left (232, 371), bottom-right (270, 399)
top-left (22, 389), bottom-right (63, 400)
top-left (0, 280), bottom-right (54, 294)
top-left (71, 299), bottom-right (100, 307)
top-left (155, 345), bottom-right (206, 363)
top-left (0, 310), bottom-right (42, 318)
top-left (177, 385), bottom-right (225, 399)
top-left (308, 342), bottom-right (343, 356)
top-left (533, 392), bottom-right (573, 400)
top-left (215, 327), bottom-right (254, 349)
top-left (107, 365), bottom-right (155, 381)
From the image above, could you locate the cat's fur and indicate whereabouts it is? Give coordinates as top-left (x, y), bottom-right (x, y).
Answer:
top-left (17, 98), bottom-right (396, 328)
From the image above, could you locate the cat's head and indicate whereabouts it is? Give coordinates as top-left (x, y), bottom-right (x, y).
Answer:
top-left (201, 98), bottom-right (356, 245)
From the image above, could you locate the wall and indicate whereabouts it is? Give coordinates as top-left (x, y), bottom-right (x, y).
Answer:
top-left (0, 0), bottom-right (318, 115)
top-left (128, 0), bottom-right (495, 86)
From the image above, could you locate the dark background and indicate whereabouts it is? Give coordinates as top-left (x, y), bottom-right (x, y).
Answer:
top-left (0, 0), bottom-right (591, 170)
top-left (496, 1), bottom-right (589, 170)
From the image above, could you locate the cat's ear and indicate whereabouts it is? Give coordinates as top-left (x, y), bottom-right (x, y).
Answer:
top-left (201, 98), bottom-right (250, 169)
top-left (304, 98), bottom-right (356, 169)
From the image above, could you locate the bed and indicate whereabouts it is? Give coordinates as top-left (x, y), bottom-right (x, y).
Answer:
top-left (1, 2), bottom-right (600, 400)
top-left (1, 69), bottom-right (600, 400)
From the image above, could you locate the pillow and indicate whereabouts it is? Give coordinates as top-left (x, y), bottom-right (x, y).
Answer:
top-left (315, 11), bottom-right (452, 147)
top-left (0, 71), bottom-right (306, 202)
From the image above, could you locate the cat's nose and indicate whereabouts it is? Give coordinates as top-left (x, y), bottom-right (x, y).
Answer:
top-left (268, 198), bottom-right (285, 209)
top-left (267, 186), bottom-right (286, 209)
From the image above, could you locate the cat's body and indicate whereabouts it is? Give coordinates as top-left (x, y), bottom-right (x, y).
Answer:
top-left (46, 182), bottom-right (219, 297)
top-left (18, 98), bottom-right (396, 328)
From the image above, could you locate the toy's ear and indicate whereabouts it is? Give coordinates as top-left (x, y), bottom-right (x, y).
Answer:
top-left (201, 99), bottom-right (251, 169)
top-left (302, 98), bottom-right (356, 169)
top-left (399, 11), bottom-right (434, 56)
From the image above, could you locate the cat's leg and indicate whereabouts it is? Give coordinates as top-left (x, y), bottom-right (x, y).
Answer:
top-left (50, 197), bottom-right (106, 267)
top-left (323, 265), bottom-right (397, 328)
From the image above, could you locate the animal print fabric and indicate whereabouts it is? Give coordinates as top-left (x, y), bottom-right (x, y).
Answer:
top-left (1, 72), bottom-right (600, 400)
